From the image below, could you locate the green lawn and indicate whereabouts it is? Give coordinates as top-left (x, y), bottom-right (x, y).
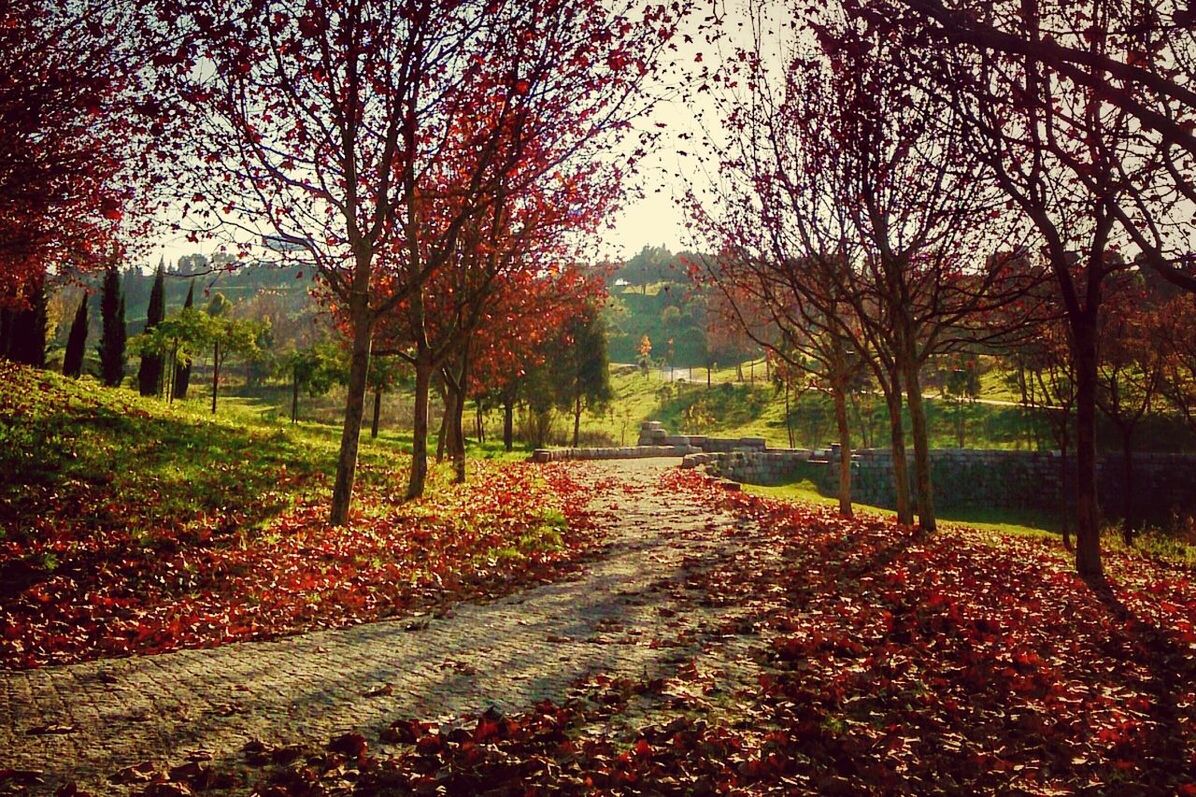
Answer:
top-left (577, 364), bottom-right (1196, 454)
top-left (743, 480), bottom-right (1060, 539)
top-left (744, 478), bottom-right (1196, 567)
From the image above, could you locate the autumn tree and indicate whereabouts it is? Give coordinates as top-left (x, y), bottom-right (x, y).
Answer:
top-left (468, 268), bottom-right (594, 452)
top-left (0, 0), bottom-right (149, 306)
top-left (843, 0), bottom-right (1160, 578)
top-left (159, 0), bottom-right (683, 520)
top-left (692, 2), bottom-right (1034, 529)
top-left (637, 335), bottom-right (653, 374)
top-left (1096, 272), bottom-right (1166, 543)
top-left (1158, 294), bottom-right (1196, 432)
top-left (878, 0), bottom-right (1196, 295)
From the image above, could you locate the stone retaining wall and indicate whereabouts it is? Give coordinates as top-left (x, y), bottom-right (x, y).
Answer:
top-left (682, 449), bottom-right (816, 486)
top-left (636, 421), bottom-right (766, 452)
top-left (536, 421), bottom-right (1196, 522)
top-left (531, 445), bottom-right (699, 463)
top-left (838, 448), bottom-right (1196, 522)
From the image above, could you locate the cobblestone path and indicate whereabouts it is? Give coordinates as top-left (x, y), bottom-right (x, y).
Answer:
top-left (0, 459), bottom-right (754, 793)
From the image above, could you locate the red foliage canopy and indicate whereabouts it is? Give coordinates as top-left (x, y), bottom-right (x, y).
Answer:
top-left (0, 0), bottom-right (146, 306)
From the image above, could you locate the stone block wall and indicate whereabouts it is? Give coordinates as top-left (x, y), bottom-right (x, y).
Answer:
top-left (637, 421), bottom-right (767, 453)
top-left (537, 422), bottom-right (1196, 522)
top-left (683, 449), bottom-right (815, 485)
top-left (532, 445), bottom-right (699, 463)
top-left (821, 448), bottom-right (1196, 523)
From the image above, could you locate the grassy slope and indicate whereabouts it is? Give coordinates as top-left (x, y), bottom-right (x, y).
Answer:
top-left (0, 362), bottom-right (594, 667)
top-left (577, 365), bottom-right (1196, 454)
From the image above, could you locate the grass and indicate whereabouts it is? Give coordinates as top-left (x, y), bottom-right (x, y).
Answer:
top-left (576, 364), bottom-right (1196, 454)
top-left (744, 478), bottom-right (1196, 567)
top-left (0, 364), bottom-right (523, 551)
top-left (741, 480), bottom-right (1061, 539)
top-left (0, 361), bottom-right (597, 667)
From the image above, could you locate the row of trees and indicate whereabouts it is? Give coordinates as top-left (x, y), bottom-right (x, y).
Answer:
top-left (144, 0), bottom-right (684, 518)
top-left (692, 0), bottom-right (1196, 579)
top-left (0, 0), bottom-right (683, 524)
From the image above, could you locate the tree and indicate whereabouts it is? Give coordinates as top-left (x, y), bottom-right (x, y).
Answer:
top-left (138, 296), bottom-right (264, 414)
top-left (203, 292), bottom-right (261, 415)
top-left (939, 355), bottom-right (980, 448)
top-left (172, 281), bottom-right (195, 399)
top-left (637, 335), bottom-right (653, 375)
top-left (160, 0), bottom-right (682, 522)
top-left (877, 0), bottom-right (1196, 295)
top-left (282, 341), bottom-right (345, 425)
top-left (0, 0), bottom-right (145, 304)
top-left (98, 263), bottom-right (126, 387)
top-left (554, 308), bottom-right (613, 447)
top-left (368, 355), bottom-right (407, 439)
top-left (137, 259), bottom-right (165, 396)
top-left (62, 292), bottom-right (89, 377)
top-left (1158, 294), bottom-right (1196, 433)
top-left (467, 268), bottom-right (593, 452)
top-left (691, 2), bottom-right (1036, 529)
top-left (1096, 272), bottom-right (1166, 543)
top-left (1009, 314), bottom-right (1079, 549)
top-left (5, 275), bottom-right (47, 367)
top-left (623, 245), bottom-right (675, 293)
top-left (867, 0), bottom-right (1150, 579)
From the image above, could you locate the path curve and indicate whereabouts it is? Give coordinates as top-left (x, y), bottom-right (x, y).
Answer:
top-left (0, 459), bottom-right (749, 793)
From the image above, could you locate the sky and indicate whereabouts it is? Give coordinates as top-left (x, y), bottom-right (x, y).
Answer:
top-left (150, 128), bottom-right (696, 270)
top-left (146, 3), bottom-right (736, 270)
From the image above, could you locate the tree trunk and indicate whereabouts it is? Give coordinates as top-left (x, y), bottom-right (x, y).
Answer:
top-left (330, 307), bottom-right (373, 524)
top-left (1121, 427), bottom-right (1135, 545)
top-left (168, 341), bottom-right (177, 403)
top-left (475, 401), bottom-right (485, 444)
top-left (371, 387), bottom-right (382, 439)
top-left (1073, 323), bottom-right (1103, 580)
top-left (833, 385), bottom-right (853, 518)
top-left (1060, 437), bottom-right (1073, 552)
top-left (903, 358), bottom-right (936, 533)
top-left (291, 367), bottom-right (299, 424)
top-left (452, 383), bottom-right (466, 484)
top-left (784, 383), bottom-right (795, 448)
top-left (437, 383), bottom-right (455, 463)
top-left (883, 380), bottom-right (913, 525)
top-left (407, 358), bottom-right (433, 500)
top-left (706, 365), bottom-right (711, 388)
top-left (210, 341), bottom-right (220, 414)
top-left (503, 396), bottom-right (514, 452)
top-left (572, 392), bottom-right (582, 448)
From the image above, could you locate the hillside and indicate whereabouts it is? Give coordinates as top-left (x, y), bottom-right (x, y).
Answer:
top-left (0, 362), bottom-right (593, 668)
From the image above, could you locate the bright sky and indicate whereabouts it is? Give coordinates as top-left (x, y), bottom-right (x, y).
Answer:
top-left (151, 136), bottom-right (696, 269)
top-left (146, 4), bottom-right (734, 270)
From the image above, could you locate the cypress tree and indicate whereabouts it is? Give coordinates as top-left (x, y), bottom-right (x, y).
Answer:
top-left (173, 280), bottom-right (195, 399)
top-left (98, 264), bottom-right (126, 387)
top-left (8, 276), bottom-right (48, 367)
top-left (0, 306), bottom-right (10, 358)
top-left (137, 259), bottom-right (166, 395)
top-left (62, 293), bottom-right (89, 377)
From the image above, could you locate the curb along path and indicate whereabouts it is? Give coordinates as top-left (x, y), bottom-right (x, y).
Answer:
top-left (0, 459), bottom-right (751, 793)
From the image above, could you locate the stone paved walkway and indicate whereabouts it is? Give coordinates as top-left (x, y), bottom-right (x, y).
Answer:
top-left (0, 459), bottom-right (754, 794)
